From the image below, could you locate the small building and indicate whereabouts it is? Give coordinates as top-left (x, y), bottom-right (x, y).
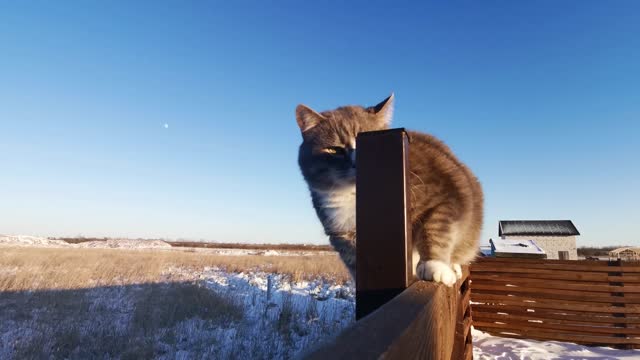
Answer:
top-left (499, 220), bottom-right (580, 260)
top-left (489, 238), bottom-right (547, 259)
top-left (609, 247), bottom-right (640, 261)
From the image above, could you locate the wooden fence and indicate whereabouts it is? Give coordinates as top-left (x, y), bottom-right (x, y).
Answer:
top-left (305, 129), bottom-right (473, 359)
top-left (470, 257), bottom-right (640, 349)
top-left (307, 267), bottom-right (472, 360)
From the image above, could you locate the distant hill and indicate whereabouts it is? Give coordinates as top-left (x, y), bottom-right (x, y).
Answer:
top-left (56, 237), bottom-right (333, 252)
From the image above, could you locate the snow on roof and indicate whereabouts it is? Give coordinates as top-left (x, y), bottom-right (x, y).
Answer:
top-left (490, 238), bottom-right (546, 255)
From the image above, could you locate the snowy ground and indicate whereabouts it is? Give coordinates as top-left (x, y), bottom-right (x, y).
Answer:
top-left (0, 265), bottom-right (354, 359)
top-left (473, 328), bottom-right (640, 360)
top-left (2, 238), bottom-right (639, 359)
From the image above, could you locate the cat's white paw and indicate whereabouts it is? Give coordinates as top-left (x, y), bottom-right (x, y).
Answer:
top-left (416, 260), bottom-right (457, 287)
top-left (452, 263), bottom-right (463, 280)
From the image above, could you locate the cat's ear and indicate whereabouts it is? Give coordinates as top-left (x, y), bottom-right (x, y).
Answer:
top-left (371, 93), bottom-right (394, 126)
top-left (296, 104), bottom-right (325, 133)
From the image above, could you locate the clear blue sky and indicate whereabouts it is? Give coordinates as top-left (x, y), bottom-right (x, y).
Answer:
top-left (1, 1), bottom-right (638, 247)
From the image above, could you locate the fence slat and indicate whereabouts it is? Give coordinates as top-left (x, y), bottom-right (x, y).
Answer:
top-left (472, 311), bottom-right (640, 327)
top-left (471, 304), bottom-right (640, 324)
top-left (472, 316), bottom-right (640, 335)
top-left (470, 276), bottom-right (640, 293)
top-left (471, 286), bottom-right (640, 304)
top-left (472, 271), bottom-right (638, 283)
top-left (472, 294), bottom-right (640, 313)
top-left (472, 262), bottom-right (640, 273)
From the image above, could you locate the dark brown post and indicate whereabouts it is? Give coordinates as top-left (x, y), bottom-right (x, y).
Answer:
top-left (356, 128), bottom-right (413, 320)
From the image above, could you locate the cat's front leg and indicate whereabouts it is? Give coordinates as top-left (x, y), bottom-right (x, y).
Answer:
top-left (329, 233), bottom-right (356, 279)
top-left (414, 206), bottom-right (459, 287)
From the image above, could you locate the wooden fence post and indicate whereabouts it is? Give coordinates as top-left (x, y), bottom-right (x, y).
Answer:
top-left (355, 128), bottom-right (413, 319)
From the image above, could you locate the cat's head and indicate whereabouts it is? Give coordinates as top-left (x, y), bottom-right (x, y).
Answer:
top-left (296, 94), bottom-right (394, 192)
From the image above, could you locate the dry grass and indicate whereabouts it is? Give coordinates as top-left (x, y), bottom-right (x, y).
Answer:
top-left (0, 246), bottom-right (352, 359)
top-left (0, 246), bottom-right (350, 292)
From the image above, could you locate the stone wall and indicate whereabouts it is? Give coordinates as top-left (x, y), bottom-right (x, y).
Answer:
top-left (503, 236), bottom-right (578, 260)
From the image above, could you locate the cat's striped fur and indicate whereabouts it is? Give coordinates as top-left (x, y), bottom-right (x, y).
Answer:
top-left (296, 95), bottom-right (483, 286)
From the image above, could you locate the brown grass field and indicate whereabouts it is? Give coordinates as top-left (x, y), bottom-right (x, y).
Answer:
top-left (0, 246), bottom-right (352, 359)
top-left (0, 247), bottom-right (350, 292)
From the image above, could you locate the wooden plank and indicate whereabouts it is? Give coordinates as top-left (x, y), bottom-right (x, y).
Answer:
top-left (474, 259), bottom-right (640, 272)
top-left (472, 311), bottom-right (639, 327)
top-left (472, 292), bottom-right (640, 311)
top-left (355, 128), bottom-right (412, 319)
top-left (474, 258), bottom-right (611, 266)
top-left (473, 262), bottom-right (615, 272)
top-left (474, 258), bottom-right (640, 265)
top-left (474, 325), bottom-right (640, 345)
top-left (462, 316), bottom-right (472, 340)
top-left (471, 305), bottom-right (640, 324)
top-left (306, 281), bottom-right (457, 360)
top-left (470, 276), bottom-right (640, 293)
top-left (463, 342), bottom-right (472, 360)
top-left (471, 285), bottom-right (640, 304)
top-left (460, 285), bottom-right (471, 317)
top-left (470, 282), bottom-right (640, 301)
top-left (471, 271), bottom-right (635, 283)
top-left (472, 315), bottom-right (640, 335)
top-left (471, 267), bottom-right (620, 280)
top-left (472, 261), bottom-right (640, 273)
top-left (449, 266), bottom-right (470, 360)
top-left (459, 265), bottom-right (471, 284)
top-left (471, 295), bottom-right (640, 314)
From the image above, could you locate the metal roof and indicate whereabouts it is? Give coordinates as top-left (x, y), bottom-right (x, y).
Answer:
top-left (499, 220), bottom-right (580, 237)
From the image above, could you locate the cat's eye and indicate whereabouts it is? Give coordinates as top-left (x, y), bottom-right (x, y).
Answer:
top-left (322, 147), bottom-right (345, 155)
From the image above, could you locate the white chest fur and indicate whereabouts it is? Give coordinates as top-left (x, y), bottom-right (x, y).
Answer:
top-left (316, 186), bottom-right (356, 233)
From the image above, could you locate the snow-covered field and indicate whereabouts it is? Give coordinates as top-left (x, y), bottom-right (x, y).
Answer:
top-left (0, 234), bottom-right (333, 256)
top-left (0, 265), bottom-right (354, 359)
top-left (1, 239), bottom-right (639, 359)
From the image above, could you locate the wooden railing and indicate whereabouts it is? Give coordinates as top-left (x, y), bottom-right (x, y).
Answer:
top-left (471, 257), bottom-right (640, 349)
top-left (304, 129), bottom-right (473, 359)
top-left (306, 268), bottom-right (473, 360)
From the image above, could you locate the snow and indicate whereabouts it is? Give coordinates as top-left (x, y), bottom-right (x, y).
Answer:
top-left (75, 239), bottom-right (171, 249)
top-left (0, 234), bottom-right (171, 249)
top-left (0, 234), bottom-right (74, 247)
top-left (160, 267), bottom-right (355, 358)
top-left (473, 327), bottom-right (640, 359)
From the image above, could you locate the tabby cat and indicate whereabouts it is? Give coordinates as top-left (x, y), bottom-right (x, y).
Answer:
top-left (296, 95), bottom-right (483, 286)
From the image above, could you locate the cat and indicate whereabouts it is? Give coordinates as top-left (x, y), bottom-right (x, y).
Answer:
top-left (295, 94), bottom-right (483, 286)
